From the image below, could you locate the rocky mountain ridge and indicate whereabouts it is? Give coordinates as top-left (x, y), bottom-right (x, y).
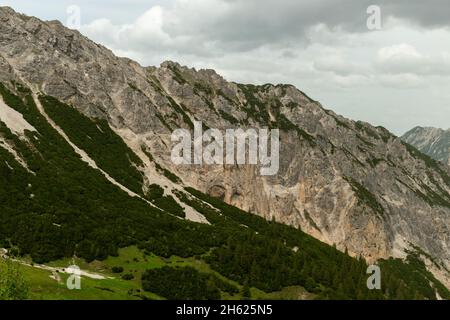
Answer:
top-left (402, 126), bottom-right (450, 167)
top-left (0, 6), bottom-right (449, 287)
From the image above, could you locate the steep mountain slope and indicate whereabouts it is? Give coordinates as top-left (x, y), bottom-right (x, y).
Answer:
top-left (402, 126), bottom-right (450, 166)
top-left (0, 6), bottom-right (449, 295)
top-left (4, 82), bottom-right (444, 300)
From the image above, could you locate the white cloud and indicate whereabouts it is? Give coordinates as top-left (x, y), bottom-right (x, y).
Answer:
top-left (313, 55), bottom-right (363, 76)
top-left (378, 43), bottom-right (422, 62)
top-left (376, 43), bottom-right (450, 76)
top-left (378, 73), bottom-right (424, 88)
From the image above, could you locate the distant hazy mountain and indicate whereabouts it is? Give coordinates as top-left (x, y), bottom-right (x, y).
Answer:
top-left (402, 127), bottom-right (450, 166)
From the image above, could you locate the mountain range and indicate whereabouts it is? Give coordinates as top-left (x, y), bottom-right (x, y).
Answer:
top-left (402, 126), bottom-right (450, 167)
top-left (0, 6), bottom-right (449, 299)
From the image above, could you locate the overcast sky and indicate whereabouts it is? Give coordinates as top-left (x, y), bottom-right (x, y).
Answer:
top-left (2, 0), bottom-right (450, 135)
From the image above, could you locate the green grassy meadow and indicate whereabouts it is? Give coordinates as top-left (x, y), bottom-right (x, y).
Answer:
top-left (6, 246), bottom-right (313, 300)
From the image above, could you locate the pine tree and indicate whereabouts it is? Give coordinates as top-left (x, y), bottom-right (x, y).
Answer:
top-left (242, 279), bottom-right (251, 299)
top-left (305, 277), bottom-right (316, 292)
top-left (0, 259), bottom-right (29, 300)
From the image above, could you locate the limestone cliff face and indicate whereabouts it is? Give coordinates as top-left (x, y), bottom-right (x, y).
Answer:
top-left (402, 126), bottom-right (450, 167)
top-left (1, 6), bottom-right (449, 284)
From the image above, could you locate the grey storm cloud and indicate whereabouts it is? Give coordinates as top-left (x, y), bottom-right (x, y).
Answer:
top-left (162, 0), bottom-right (370, 51)
top-left (158, 0), bottom-right (450, 51)
top-left (379, 0), bottom-right (450, 28)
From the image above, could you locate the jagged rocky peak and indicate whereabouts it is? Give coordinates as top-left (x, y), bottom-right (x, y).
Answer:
top-left (155, 60), bottom-right (237, 100)
top-left (402, 126), bottom-right (450, 166)
top-left (0, 5), bottom-right (19, 18)
top-left (0, 5), bottom-right (449, 288)
top-left (161, 60), bottom-right (222, 80)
